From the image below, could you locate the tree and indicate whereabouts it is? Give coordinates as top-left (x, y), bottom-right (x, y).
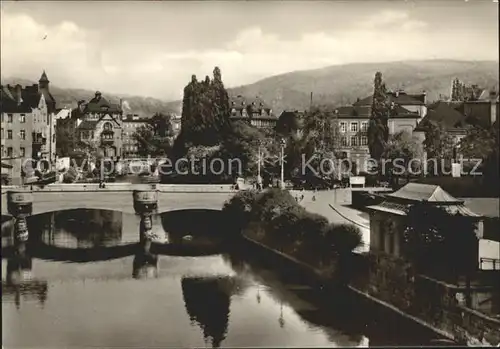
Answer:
top-left (177, 67), bottom-right (231, 151)
top-left (133, 125), bottom-right (157, 157)
top-left (459, 124), bottom-right (499, 194)
top-left (368, 72), bottom-right (390, 164)
top-left (150, 112), bottom-right (174, 138)
top-left (422, 121), bottom-right (454, 175)
top-left (382, 130), bottom-right (423, 184)
top-left (55, 127), bottom-right (75, 157)
top-left (284, 107), bottom-right (341, 181)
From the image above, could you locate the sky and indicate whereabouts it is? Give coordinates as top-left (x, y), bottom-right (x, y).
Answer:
top-left (1, 0), bottom-right (498, 101)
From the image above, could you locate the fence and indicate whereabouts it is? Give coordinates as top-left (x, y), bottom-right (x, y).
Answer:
top-left (480, 257), bottom-right (500, 270)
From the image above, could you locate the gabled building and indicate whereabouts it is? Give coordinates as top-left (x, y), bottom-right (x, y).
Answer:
top-left (57, 91), bottom-right (124, 159)
top-left (0, 71), bottom-right (58, 183)
top-left (230, 95), bottom-right (278, 129)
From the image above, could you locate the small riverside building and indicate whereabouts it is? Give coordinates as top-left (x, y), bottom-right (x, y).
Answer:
top-left (367, 183), bottom-right (482, 262)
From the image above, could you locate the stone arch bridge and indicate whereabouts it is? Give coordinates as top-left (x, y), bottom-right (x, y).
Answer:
top-left (1, 184), bottom-right (237, 216)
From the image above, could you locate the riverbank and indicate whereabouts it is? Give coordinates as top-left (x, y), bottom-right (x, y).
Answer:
top-left (239, 233), bottom-right (450, 343)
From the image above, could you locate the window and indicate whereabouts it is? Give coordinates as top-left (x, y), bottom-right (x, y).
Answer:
top-left (20, 130), bottom-right (25, 140)
top-left (20, 147), bottom-right (25, 157)
top-left (341, 136), bottom-right (348, 147)
top-left (8, 114), bottom-right (13, 123)
top-left (350, 122), bottom-right (358, 133)
top-left (7, 147), bottom-right (13, 157)
top-left (351, 136), bottom-right (358, 146)
top-left (361, 121), bottom-right (368, 132)
top-left (20, 114), bottom-right (26, 123)
top-left (53, 134), bottom-right (56, 143)
top-left (103, 122), bottom-right (113, 131)
top-left (340, 122), bottom-right (347, 133)
top-left (361, 136), bottom-right (368, 146)
top-left (7, 130), bottom-right (12, 139)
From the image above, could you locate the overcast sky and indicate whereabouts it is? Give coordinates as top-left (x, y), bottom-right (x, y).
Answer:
top-left (1, 0), bottom-right (498, 101)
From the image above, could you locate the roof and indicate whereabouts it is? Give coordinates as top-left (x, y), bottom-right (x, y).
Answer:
top-left (335, 105), bottom-right (419, 119)
top-left (230, 95), bottom-right (271, 111)
top-left (461, 198), bottom-right (500, 218)
top-left (77, 120), bottom-right (99, 130)
top-left (353, 90), bottom-right (425, 107)
top-left (386, 183), bottom-right (465, 204)
top-left (368, 183), bottom-right (482, 217)
top-left (415, 101), bottom-right (469, 132)
top-left (0, 72), bottom-right (57, 114)
top-left (84, 92), bottom-right (122, 114)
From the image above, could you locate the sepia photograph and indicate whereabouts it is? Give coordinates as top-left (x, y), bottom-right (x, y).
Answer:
top-left (1, 0), bottom-right (499, 347)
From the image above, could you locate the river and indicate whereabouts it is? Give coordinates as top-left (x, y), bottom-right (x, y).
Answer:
top-left (2, 208), bottom-right (441, 348)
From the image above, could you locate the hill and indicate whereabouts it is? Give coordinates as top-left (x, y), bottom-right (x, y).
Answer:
top-left (165, 59), bottom-right (499, 115)
top-left (3, 60), bottom-right (498, 116)
top-left (0, 77), bottom-right (178, 116)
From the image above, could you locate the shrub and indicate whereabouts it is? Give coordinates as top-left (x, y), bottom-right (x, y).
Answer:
top-left (222, 190), bottom-right (259, 232)
top-left (250, 188), bottom-right (298, 222)
top-left (323, 223), bottom-right (363, 255)
top-left (62, 167), bottom-right (78, 183)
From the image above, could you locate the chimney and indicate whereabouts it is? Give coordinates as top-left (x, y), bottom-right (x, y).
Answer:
top-left (15, 84), bottom-right (22, 105)
top-left (490, 91), bottom-right (497, 125)
top-left (395, 90), bottom-right (400, 98)
top-left (422, 90), bottom-right (427, 105)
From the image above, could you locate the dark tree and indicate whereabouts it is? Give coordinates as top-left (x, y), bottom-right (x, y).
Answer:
top-left (177, 67), bottom-right (231, 152)
top-left (368, 72), bottom-right (390, 164)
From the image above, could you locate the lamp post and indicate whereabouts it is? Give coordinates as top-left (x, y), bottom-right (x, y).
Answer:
top-left (280, 138), bottom-right (286, 189)
top-left (257, 140), bottom-right (262, 190)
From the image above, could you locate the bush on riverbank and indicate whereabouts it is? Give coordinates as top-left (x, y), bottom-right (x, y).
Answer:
top-left (223, 188), bottom-right (362, 276)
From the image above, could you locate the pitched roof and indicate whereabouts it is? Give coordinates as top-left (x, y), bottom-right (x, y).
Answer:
top-left (368, 183), bottom-right (482, 217)
top-left (77, 120), bottom-right (99, 130)
top-left (84, 92), bottom-right (122, 114)
top-left (386, 183), bottom-right (464, 204)
top-left (415, 101), bottom-right (469, 132)
top-left (335, 105), bottom-right (419, 119)
top-left (230, 95), bottom-right (271, 111)
top-left (353, 91), bottom-right (425, 107)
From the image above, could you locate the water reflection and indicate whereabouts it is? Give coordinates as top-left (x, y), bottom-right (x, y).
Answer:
top-left (2, 242), bottom-right (48, 310)
top-left (181, 277), bottom-right (231, 348)
top-left (2, 209), bottom-right (443, 347)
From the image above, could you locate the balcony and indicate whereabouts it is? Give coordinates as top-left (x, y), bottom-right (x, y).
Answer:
top-left (32, 133), bottom-right (46, 145)
top-left (101, 130), bottom-right (115, 145)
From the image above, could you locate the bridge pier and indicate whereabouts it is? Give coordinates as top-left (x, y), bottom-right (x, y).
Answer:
top-left (133, 187), bottom-right (159, 278)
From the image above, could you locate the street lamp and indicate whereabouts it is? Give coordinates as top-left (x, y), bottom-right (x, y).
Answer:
top-left (279, 138), bottom-right (286, 189)
top-left (257, 140), bottom-right (263, 190)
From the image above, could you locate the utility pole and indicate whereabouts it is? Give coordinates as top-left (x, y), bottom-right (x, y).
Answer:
top-left (310, 92), bottom-right (313, 111)
top-left (280, 138), bottom-right (286, 189)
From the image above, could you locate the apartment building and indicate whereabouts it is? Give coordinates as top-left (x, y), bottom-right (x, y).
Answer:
top-left (0, 71), bottom-right (57, 183)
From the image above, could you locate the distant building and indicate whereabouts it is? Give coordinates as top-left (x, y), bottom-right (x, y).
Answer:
top-left (57, 91), bottom-right (124, 159)
top-left (0, 71), bottom-right (57, 183)
top-left (230, 95), bottom-right (278, 129)
top-left (333, 89), bottom-right (425, 172)
top-left (171, 113), bottom-right (182, 137)
top-left (122, 113), bottom-right (150, 158)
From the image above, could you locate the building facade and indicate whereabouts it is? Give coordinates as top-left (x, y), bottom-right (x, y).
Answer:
top-left (122, 114), bottom-right (150, 158)
top-left (229, 95), bottom-right (278, 129)
top-left (0, 71), bottom-right (57, 183)
top-left (57, 92), bottom-right (124, 159)
top-left (334, 90), bottom-right (424, 172)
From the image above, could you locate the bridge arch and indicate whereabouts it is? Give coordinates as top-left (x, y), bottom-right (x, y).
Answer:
top-left (1, 190), bottom-right (235, 216)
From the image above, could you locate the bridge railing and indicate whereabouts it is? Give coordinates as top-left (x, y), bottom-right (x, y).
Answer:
top-left (1, 183), bottom-right (237, 194)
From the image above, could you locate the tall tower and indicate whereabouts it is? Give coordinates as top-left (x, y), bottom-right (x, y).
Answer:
top-left (38, 70), bottom-right (50, 92)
